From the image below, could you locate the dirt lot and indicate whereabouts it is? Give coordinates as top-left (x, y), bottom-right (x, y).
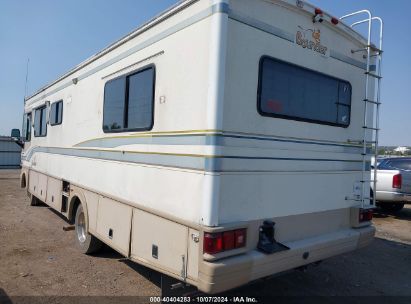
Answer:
top-left (1, 169), bottom-right (411, 302)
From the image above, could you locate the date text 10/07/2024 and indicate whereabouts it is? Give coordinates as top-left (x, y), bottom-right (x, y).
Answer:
top-left (149, 296), bottom-right (258, 303)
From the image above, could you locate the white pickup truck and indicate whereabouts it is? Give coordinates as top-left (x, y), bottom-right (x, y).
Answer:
top-left (372, 157), bottom-right (411, 212)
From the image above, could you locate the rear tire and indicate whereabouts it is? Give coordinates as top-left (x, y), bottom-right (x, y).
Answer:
top-left (75, 204), bottom-right (102, 254)
top-left (379, 203), bottom-right (404, 212)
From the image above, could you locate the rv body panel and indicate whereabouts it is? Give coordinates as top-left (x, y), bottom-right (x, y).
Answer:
top-left (217, 0), bottom-right (375, 225)
top-left (131, 209), bottom-right (189, 278)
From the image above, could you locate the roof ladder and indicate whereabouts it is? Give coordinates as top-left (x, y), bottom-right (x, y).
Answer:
top-left (340, 11), bottom-right (384, 208)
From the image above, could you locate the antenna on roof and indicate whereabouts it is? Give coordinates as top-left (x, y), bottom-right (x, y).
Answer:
top-left (24, 58), bottom-right (30, 101)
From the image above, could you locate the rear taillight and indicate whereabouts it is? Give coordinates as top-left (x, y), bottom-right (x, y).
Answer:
top-left (203, 233), bottom-right (223, 254)
top-left (203, 229), bottom-right (247, 254)
top-left (359, 208), bottom-right (373, 222)
top-left (393, 174), bottom-right (402, 189)
top-left (235, 229), bottom-right (247, 248)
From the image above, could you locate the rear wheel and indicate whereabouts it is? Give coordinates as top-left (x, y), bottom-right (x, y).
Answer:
top-left (379, 203), bottom-right (404, 212)
top-left (75, 204), bottom-right (102, 254)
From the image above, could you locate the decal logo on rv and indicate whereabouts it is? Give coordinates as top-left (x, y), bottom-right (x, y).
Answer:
top-left (296, 26), bottom-right (328, 55)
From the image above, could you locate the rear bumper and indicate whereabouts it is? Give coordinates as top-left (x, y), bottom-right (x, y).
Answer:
top-left (198, 226), bottom-right (375, 294)
top-left (376, 191), bottom-right (411, 203)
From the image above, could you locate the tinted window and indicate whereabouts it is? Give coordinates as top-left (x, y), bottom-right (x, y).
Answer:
top-left (258, 57), bottom-right (351, 127)
top-left (50, 100), bottom-right (63, 125)
top-left (103, 77), bottom-right (126, 131)
top-left (127, 68), bottom-right (154, 130)
top-left (34, 106), bottom-right (47, 137)
top-left (377, 159), bottom-right (391, 170)
top-left (103, 66), bottom-right (155, 132)
top-left (386, 159), bottom-right (411, 171)
top-left (22, 113), bottom-right (32, 142)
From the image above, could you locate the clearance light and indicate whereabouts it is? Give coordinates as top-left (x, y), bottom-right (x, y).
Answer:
top-left (359, 209), bottom-right (373, 222)
top-left (313, 8), bottom-right (324, 23)
top-left (204, 229), bottom-right (247, 254)
top-left (331, 17), bottom-right (339, 25)
top-left (393, 174), bottom-right (402, 189)
top-left (314, 8), bottom-right (323, 15)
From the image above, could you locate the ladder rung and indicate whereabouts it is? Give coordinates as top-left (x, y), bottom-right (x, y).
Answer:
top-left (363, 126), bottom-right (380, 131)
top-left (367, 45), bottom-right (383, 53)
top-left (363, 99), bottom-right (381, 105)
top-left (365, 71), bottom-right (382, 79)
top-left (351, 45), bottom-right (383, 54)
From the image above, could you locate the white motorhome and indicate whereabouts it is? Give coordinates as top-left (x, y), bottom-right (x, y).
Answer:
top-left (20, 0), bottom-right (383, 294)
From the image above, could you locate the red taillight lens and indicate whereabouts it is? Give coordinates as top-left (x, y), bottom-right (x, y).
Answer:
top-left (204, 229), bottom-right (247, 254)
top-left (222, 231), bottom-right (235, 250)
top-left (235, 229), bottom-right (247, 248)
top-left (204, 233), bottom-right (223, 254)
top-left (359, 209), bottom-right (373, 222)
top-left (331, 17), bottom-right (339, 25)
top-left (315, 8), bottom-right (323, 15)
top-left (393, 174), bottom-right (402, 189)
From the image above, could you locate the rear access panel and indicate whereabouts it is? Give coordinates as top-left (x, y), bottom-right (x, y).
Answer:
top-left (131, 209), bottom-right (188, 278)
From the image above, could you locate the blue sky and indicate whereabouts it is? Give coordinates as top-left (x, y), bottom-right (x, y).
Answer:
top-left (1, 0), bottom-right (410, 146)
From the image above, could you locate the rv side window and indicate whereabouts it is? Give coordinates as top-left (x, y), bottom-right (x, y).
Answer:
top-left (257, 56), bottom-right (352, 127)
top-left (127, 68), bottom-right (155, 130)
top-left (22, 113), bottom-right (32, 142)
top-left (103, 66), bottom-right (155, 132)
top-left (103, 77), bottom-right (126, 131)
top-left (50, 100), bottom-right (63, 126)
top-left (34, 106), bottom-right (47, 137)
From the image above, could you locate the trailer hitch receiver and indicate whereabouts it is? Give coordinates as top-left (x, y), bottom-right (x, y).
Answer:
top-left (257, 220), bottom-right (289, 254)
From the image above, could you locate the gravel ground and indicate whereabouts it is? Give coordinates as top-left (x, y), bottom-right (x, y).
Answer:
top-left (1, 169), bottom-right (410, 302)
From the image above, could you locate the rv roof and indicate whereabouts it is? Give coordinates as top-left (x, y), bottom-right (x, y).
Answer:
top-left (25, 0), bottom-right (371, 102)
top-left (24, 0), bottom-right (197, 102)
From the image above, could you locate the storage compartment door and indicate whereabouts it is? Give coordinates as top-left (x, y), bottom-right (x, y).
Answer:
top-left (37, 173), bottom-right (47, 202)
top-left (28, 170), bottom-right (38, 195)
top-left (46, 177), bottom-right (61, 211)
top-left (96, 197), bottom-right (133, 256)
top-left (131, 209), bottom-right (188, 278)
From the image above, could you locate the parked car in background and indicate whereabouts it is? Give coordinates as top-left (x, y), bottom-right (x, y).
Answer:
top-left (372, 158), bottom-right (411, 212)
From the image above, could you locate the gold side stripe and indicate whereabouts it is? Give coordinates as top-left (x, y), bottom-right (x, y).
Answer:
top-left (74, 129), bottom-right (364, 148)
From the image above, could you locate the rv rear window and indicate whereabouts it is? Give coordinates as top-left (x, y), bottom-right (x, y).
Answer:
top-left (50, 100), bottom-right (63, 126)
top-left (257, 57), bottom-right (352, 127)
top-left (34, 106), bottom-right (47, 137)
top-left (103, 66), bottom-right (155, 132)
